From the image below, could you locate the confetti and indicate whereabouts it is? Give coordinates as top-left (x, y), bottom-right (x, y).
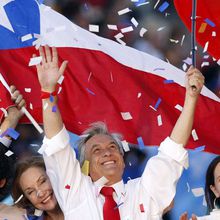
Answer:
top-left (192, 187), bottom-right (204, 197)
top-left (118, 8), bottom-right (131, 16)
top-left (175, 104), bottom-right (183, 112)
top-left (114, 33), bottom-right (124, 39)
top-left (181, 35), bottom-right (185, 46)
top-left (5, 150), bottom-right (14, 157)
top-left (89, 25), bottom-right (99, 33)
top-left (139, 203), bottom-right (145, 212)
top-left (205, 18), bottom-right (215, 27)
top-left (110, 71), bottom-right (113, 82)
top-left (0, 108), bottom-right (8, 117)
top-left (43, 102), bottom-right (48, 110)
top-left (86, 88), bottom-right (95, 95)
top-left (137, 92), bottom-right (142, 98)
top-left (154, 0), bottom-right (160, 9)
top-left (21, 34), bottom-right (32, 42)
top-left (52, 105), bottom-right (57, 112)
top-left (203, 41), bottom-right (209, 53)
top-left (149, 105), bottom-right (157, 111)
top-left (28, 56), bottom-right (42, 66)
top-left (121, 140), bottom-right (130, 152)
top-left (57, 87), bottom-right (62, 94)
top-left (198, 23), bottom-right (207, 33)
top-left (114, 202), bottom-right (124, 210)
top-left (158, 1), bottom-right (169, 12)
top-left (183, 57), bottom-right (192, 65)
top-left (1, 128), bottom-right (20, 140)
top-left (137, 2), bottom-right (150, 7)
top-left (121, 112), bottom-right (133, 120)
top-left (94, 176), bottom-right (109, 186)
top-left (212, 31), bottom-right (216, 37)
top-left (116, 38), bottom-right (126, 46)
top-left (157, 26), bottom-right (166, 31)
top-left (182, 63), bottom-right (187, 71)
top-left (139, 28), bottom-right (147, 37)
top-left (154, 98), bottom-right (162, 110)
top-left (131, 17), bottom-right (139, 27)
top-left (203, 196), bottom-right (207, 207)
top-left (192, 129), bottom-right (199, 141)
top-left (201, 61), bottom-right (209, 68)
top-left (30, 103), bottom-right (33, 110)
top-left (121, 26), bottom-right (134, 33)
top-left (107, 25), bottom-right (118, 30)
top-left (186, 182), bottom-right (190, 192)
top-left (203, 55), bottom-right (209, 59)
top-left (137, 137), bottom-right (145, 149)
top-left (81, 160), bottom-right (90, 176)
top-left (164, 79), bottom-right (174, 84)
top-left (65, 184), bottom-right (71, 190)
top-left (24, 88), bottom-right (31, 93)
top-left (153, 68), bottom-right (165, 71)
top-left (14, 194), bottom-right (24, 204)
top-left (157, 115), bottom-right (162, 126)
top-left (170, 39), bottom-right (179, 44)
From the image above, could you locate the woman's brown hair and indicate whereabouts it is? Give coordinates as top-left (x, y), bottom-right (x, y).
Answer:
top-left (12, 156), bottom-right (46, 213)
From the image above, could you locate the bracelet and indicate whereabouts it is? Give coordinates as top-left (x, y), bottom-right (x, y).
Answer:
top-left (40, 90), bottom-right (57, 99)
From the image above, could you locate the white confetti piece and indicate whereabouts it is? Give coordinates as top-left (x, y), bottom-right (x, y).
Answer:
top-left (24, 88), bottom-right (31, 93)
top-left (203, 41), bottom-right (209, 53)
top-left (157, 115), bottom-right (162, 126)
top-left (89, 24), bottom-right (99, 33)
top-left (202, 196), bottom-right (207, 207)
top-left (140, 28), bottom-right (147, 37)
top-left (34, 209), bottom-right (43, 217)
top-left (118, 8), bottom-right (131, 16)
top-left (114, 33), bottom-right (124, 39)
top-left (121, 140), bottom-right (130, 152)
top-left (183, 57), bottom-right (192, 65)
top-left (192, 187), bottom-right (204, 197)
top-left (201, 61), bottom-right (209, 68)
top-left (21, 34), bottom-right (32, 42)
top-left (43, 102), bottom-right (49, 111)
top-left (137, 93), bottom-right (142, 98)
top-left (116, 38), bottom-right (126, 46)
top-left (170, 39), bottom-right (179, 44)
top-left (57, 87), bottom-right (62, 94)
top-left (0, 108), bottom-right (8, 117)
top-left (149, 105), bottom-right (157, 111)
top-left (137, 2), bottom-right (150, 7)
top-left (157, 26), bottom-right (166, 31)
top-left (5, 150), bottom-right (14, 157)
top-left (131, 17), bottom-right (139, 27)
top-left (154, 0), bottom-right (160, 9)
top-left (217, 59), bottom-right (220, 65)
top-left (186, 182), bottom-right (190, 192)
top-left (181, 35), bottom-right (185, 46)
top-left (14, 194), bottom-right (24, 204)
top-left (192, 129), bottom-right (199, 141)
top-left (175, 104), bottom-right (183, 112)
top-left (203, 55), bottom-right (209, 59)
top-left (107, 24), bottom-right (118, 30)
top-left (182, 63), bottom-right (187, 71)
top-left (94, 176), bottom-right (109, 187)
top-left (30, 103), bottom-right (33, 110)
top-left (121, 112), bottom-right (133, 120)
top-left (57, 75), bottom-right (65, 85)
top-left (121, 26), bottom-right (134, 33)
top-left (212, 31), bottom-right (216, 37)
top-left (28, 56), bottom-right (42, 66)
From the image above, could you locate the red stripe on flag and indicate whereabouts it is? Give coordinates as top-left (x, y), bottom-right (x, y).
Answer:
top-left (0, 47), bottom-right (219, 153)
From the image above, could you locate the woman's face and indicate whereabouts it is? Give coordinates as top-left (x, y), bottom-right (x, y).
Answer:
top-left (19, 166), bottom-right (57, 212)
top-left (210, 162), bottom-right (220, 198)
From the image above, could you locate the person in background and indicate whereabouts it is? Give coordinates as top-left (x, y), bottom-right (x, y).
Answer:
top-left (0, 85), bottom-right (27, 220)
top-left (36, 46), bottom-right (204, 220)
top-left (12, 156), bottom-right (64, 220)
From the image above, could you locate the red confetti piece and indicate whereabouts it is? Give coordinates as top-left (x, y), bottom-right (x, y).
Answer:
top-left (65, 184), bottom-right (71, 189)
top-left (139, 203), bottom-right (145, 213)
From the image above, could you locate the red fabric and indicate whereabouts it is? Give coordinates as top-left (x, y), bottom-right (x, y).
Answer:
top-left (0, 47), bottom-right (219, 153)
top-left (174, 0), bottom-right (220, 59)
top-left (100, 187), bottom-right (120, 220)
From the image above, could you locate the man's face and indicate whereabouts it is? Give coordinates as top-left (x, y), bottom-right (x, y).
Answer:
top-left (85, 134), bottom-right (125, 185)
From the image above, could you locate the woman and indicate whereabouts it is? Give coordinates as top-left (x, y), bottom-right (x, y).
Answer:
top-left (12, 156), bottom-right (63, 220)
top-left (180, 156), bottom-right (220, 220)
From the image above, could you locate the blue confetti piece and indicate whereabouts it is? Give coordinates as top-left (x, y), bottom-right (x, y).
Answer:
top-left (164, 79), bottom-right (174, 84)
top-left (194, 145), bottom-right (206, 152)
top-left (154, 98), bottom-right (162, 110)
top-left (114, 202), bottom-right (124, 210)
top-left (0, 128), bottom-right (20, 140)
top-left (158, 1), bottom-right (169, 12)
top-left (86, 88), bottom-right (95, 95)
top-left (205, 18), bottom-right (216, 27)
top-left (137, 137), bottom-right (145, 149)
top-left (52, 105), bottom-right (57, 112)
top-left (153, 68), bottom-right (165, 71)
top-left (49, 95), bottom-right (54, 103)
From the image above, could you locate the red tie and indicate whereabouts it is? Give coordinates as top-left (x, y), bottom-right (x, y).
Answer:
top-left (100, 186), bottom-right (120, 220)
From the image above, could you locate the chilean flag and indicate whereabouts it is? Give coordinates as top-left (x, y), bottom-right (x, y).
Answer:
top-left (0, 0), bottom-right (219, 153)
top-left (174, 0), bottom-right (220, 59)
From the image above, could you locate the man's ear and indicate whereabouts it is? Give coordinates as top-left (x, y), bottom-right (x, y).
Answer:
top-left (0, 178), bottom-right (6, 188)
top-left (210, 185), bottom-right (220, 198)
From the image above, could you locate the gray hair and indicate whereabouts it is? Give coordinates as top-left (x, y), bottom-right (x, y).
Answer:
top-left (77, 122), bottom-right (124, 167)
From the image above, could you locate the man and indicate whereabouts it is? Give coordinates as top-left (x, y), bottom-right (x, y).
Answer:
top-left (0, 86), bottom-right (27, 220)
top-left (37, 46), bottom-right (204, 220)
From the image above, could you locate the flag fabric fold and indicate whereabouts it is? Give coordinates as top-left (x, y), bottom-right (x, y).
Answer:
top-left (0, 0), bottom-right (219, 153)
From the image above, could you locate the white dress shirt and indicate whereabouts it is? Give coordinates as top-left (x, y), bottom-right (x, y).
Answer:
top-left (39, 126), bottom-right (188, 220)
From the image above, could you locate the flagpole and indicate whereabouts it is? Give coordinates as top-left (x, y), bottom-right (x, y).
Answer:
top-left (191, 0), bottom-right (197, 67)
top-left (0, 74), bottom-right (43, 134)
